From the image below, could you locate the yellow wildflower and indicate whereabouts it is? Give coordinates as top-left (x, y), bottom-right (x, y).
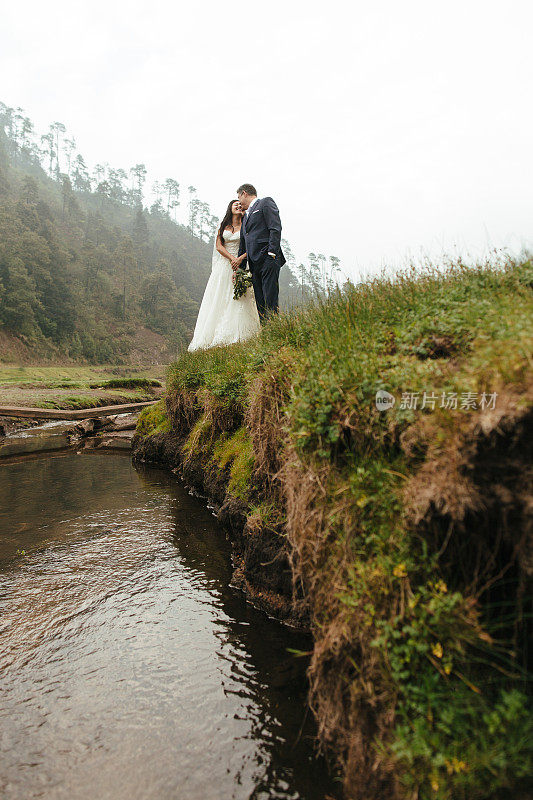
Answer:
top-left (432, 642), bottom-right (443, 659)
top-left (447, 757), bottom-right (468, 774)
top-left (393, 563), bottom-right (407, 578)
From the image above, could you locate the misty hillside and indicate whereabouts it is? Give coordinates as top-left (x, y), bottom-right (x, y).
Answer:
top-left (0, 103), bottom-right (310, 365)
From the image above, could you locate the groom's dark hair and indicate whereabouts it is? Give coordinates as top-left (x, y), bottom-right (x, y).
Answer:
top-left (237, 183), bottom-right (257, 196)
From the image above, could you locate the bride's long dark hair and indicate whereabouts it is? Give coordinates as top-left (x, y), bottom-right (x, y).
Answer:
top-left (217, 199), bottom-right (240, 242)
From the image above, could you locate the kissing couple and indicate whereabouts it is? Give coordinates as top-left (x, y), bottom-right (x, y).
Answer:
top-left (188, 183), bottom-right (286, 352)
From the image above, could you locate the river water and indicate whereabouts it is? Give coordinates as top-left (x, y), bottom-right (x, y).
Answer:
top-left (0, 451), bottom-right (338, 800)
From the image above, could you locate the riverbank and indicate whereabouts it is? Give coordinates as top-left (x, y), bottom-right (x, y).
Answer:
top-left (0, 410), bottom-right (144, 458)
top-left (132, 257), bottom-right (533, 800)
top-left (0, 364), bottom-right (165, 441)
top-left (0, 365), bottom-right (166, 415)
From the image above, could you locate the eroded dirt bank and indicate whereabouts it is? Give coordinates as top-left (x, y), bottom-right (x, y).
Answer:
top-left (132, 259), bottom-right (533, 800)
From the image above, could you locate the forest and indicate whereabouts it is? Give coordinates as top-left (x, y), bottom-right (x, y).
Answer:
top-left (0, 102), bottom-right (339, 363)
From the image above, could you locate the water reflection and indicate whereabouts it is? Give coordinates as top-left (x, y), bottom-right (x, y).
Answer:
top-left (0, 452), bottom-right (338, 800)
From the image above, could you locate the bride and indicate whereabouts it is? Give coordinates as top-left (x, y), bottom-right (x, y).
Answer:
top-left (188, 200), bottom-right (260, 351)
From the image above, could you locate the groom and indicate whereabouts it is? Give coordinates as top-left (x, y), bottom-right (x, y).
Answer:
top-left (236, 183), bottom-right (286, 322)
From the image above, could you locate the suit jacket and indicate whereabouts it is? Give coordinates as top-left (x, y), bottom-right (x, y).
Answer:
top-left (238, 197), bottom-right (286, 270)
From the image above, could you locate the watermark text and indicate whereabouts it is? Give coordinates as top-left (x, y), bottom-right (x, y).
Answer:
top-left (375, 389), bottom-right (498, 412)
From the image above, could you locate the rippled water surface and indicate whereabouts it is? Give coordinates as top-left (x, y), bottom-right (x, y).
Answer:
top-left (0, 451), bottom-right (338, 800)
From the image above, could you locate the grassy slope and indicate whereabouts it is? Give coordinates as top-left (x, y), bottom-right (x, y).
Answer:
top-left (137, 257), bottom-right (533, 800)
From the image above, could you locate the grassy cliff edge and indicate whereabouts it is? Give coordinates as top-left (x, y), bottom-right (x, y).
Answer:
top-left (133, 257), bottom-right (533, 800)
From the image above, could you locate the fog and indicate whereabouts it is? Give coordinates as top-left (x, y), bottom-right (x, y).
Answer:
top-left (2, 0), bottom-right (532, 279)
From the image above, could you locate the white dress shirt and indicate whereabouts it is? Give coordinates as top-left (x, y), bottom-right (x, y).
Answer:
top-left (246, 196), bottom-right (259, 215)
top-left (246, 197), bottom-right (276, 258)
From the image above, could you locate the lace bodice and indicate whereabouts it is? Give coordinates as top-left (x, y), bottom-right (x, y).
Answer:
top-left (222, 227), bottom-right (240, 256)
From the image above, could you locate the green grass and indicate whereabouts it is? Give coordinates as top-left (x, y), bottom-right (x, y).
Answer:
top-left (162, 256), bottom-right (533, 799)
top-left (38, 390), bottom-right (154, 410)
top-left (169, 258), bottom-right (531, 428)
top-left (0, 365), bottom-right (166, 409)
top-left (136, 400), bottom-right (171, 436)
top-left (213, 427), bottom-right (254, 501)
top-left (0, 364), bottom-right (167, 387)
top-left (88, 378), bottom-right (162, 390)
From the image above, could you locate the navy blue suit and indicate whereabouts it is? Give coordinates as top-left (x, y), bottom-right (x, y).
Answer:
top-left (238, 197), bottom-right (285, 321)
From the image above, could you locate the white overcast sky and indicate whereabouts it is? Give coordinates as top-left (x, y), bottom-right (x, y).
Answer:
top-left (1, 0), bottom-right (532, 280)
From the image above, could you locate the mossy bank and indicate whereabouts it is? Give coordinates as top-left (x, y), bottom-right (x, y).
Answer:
top-left (132, 257), bottom-right (533, 800)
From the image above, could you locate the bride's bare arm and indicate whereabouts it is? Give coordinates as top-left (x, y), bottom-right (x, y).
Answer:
top-left (216, 233), bottom-right (234, 262)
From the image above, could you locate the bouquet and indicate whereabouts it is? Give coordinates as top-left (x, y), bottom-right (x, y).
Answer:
top-left (232, 266), bottom-right (253, 300)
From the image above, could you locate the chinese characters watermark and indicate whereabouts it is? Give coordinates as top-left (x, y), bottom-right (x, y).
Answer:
top-left (375, 389), bottom-right (498, 412)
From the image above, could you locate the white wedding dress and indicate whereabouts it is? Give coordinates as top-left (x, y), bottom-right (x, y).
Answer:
top-left (188, 228), bottom-right (260, 351)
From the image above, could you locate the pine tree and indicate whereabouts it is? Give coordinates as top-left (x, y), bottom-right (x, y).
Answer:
top-left (132, 207), bottom-right (149, 247)
top-left (0, 257), bottom-right (40, 336)
top-left (114, 237), bottom-right (138, 319)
